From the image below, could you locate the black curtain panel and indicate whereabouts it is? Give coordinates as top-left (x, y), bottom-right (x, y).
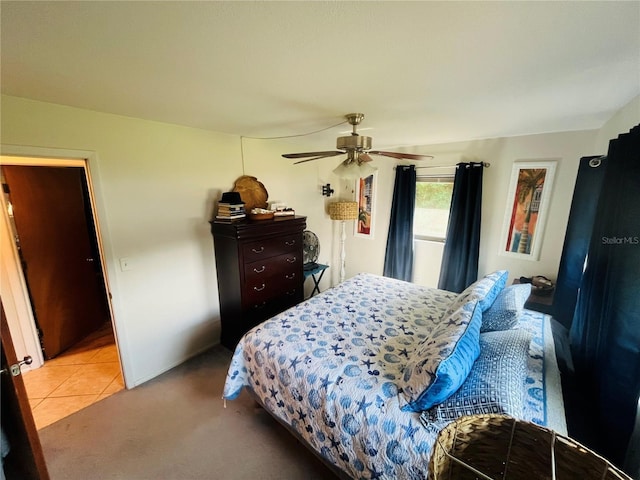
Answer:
top-left (553, 156), bottom-right (608, 329)
top-left (438, 162), bottom-right (484, 293)
top-left (570, 125), bottom-right (640, 466)
top-left (383, 165), bottom-right (416, 281)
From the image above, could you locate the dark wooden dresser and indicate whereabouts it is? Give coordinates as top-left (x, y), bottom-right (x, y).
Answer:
top-left (211, 216), bottom-right (306, 349)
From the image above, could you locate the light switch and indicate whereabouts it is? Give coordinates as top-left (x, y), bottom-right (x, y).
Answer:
top-left (119, 257), bottom-right (133, 271)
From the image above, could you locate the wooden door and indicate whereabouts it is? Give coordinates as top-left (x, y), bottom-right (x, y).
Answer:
top-left (1, 300), bottom-right (50, 479)
top-left (2, 166), bottom-right (110, 358)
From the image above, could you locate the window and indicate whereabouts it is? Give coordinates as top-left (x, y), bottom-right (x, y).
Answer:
top-left (414, 175), bottom-right (454, 242)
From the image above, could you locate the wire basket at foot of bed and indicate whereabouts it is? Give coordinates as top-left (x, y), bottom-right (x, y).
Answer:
top-left (428, 414), bottom-right (630, 480)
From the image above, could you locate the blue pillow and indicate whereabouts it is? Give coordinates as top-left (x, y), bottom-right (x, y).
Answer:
top-left (471, 270), bottom-right (509, 311)
top-left (444, 270), bottom-right (509, 316)
top-left (399, 299), bottom-right (482, 412)
top-left (481, 283), bottom-right (532, 332)
top-left (420, 328), bottom-right (533, 425)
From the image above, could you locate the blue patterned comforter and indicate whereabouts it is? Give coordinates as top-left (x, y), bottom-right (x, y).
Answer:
top-left (223, 273), bottom-right (549, 479)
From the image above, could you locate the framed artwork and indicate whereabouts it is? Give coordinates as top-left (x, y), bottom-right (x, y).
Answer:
top-left (355, 172), bottom-right (376, 238)
top-left (499, 160), bottom-right (556, 260)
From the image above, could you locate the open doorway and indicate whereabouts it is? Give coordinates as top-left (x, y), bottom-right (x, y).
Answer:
top-left (20, 324), bottom-right (124, 429)
top-left (0, 158), bottom-right (124, 429)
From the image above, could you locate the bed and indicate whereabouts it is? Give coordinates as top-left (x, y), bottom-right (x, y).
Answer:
top-left (223, 271), bottom-right (566, 479)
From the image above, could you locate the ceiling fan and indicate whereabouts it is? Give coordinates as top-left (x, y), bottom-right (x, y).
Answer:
top-left (282, 113), bottom-right (433, 176)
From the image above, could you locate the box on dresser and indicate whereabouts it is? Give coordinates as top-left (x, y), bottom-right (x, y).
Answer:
top-left (210, 216), bottom-right (306, 349)
top-left (512, 278), bottom-right (554, 315)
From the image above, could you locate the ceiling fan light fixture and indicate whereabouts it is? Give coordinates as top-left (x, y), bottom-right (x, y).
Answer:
top-left (358, 162), bottom-right (377, 178)
top-left (332, 161), bottom-right (377, 179)
top-left (332, 161), bottom-right (360, 179)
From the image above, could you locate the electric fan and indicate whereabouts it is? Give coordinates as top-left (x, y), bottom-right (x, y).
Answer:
top-left (303, 230), bottom-right (320, 271)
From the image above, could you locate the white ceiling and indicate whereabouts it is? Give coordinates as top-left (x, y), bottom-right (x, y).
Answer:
top-left (2, 1), bottom-right (639, 150)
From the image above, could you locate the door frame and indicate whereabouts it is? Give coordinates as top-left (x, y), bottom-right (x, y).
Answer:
top-left (0, 144), bottom-right (131, 387)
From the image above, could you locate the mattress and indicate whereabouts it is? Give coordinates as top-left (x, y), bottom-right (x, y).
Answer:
top-left (223, 273), bottom-right (566, 478)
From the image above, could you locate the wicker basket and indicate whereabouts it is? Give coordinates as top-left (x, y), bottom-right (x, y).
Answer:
top-left (428, 415), bottom-right (631, 480)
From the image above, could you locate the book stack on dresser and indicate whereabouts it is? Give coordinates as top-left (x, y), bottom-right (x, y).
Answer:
top-left (216, 192), bottom-right (246, 222)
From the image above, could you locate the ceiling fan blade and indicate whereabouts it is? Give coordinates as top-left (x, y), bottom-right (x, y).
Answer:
top-left (293, 153), bottom-right (345, 164)
top-left (368, 151), bottom-right (434, 160)
top-left (283, 150), bottom-right (343, 159)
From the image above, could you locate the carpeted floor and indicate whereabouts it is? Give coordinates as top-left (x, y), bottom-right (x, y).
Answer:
top-left (38, 345), bottom-right (338, 479)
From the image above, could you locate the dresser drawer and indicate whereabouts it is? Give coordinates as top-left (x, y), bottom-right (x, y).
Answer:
top-left (242, 288), bottom-right (301, 333)
top-left (241, 233), bottom-right (300, 262)
top-left (243, 267), bottom-right (300, 304)
top-left (244, 252), bottom-right (300, 284)
top-left (243, 283), bottom-right (301, 311)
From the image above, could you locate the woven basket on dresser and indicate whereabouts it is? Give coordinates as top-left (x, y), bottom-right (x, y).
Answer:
top-left (428, 414), bottom-right (631, 480)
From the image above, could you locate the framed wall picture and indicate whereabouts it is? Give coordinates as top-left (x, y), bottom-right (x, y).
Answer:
top-left (499, 160), bottom-right (556, 260)
top-left (355, 172), bottom-right (376, 238)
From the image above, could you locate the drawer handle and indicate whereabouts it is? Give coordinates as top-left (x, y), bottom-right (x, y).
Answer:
top-left (253, 301), bottom-right (267, 309)
top-left (285, 240), bottom-right (296, 246)
top-left (251, 246), bottom-right (265, 254)
top-left (253, 283), bottom-right (266, 292)
top-left (286, 256), bottom-right (297, 263)
top-left (285, 273), bottom-right (296, 280)
top-left (253, 266), bottom-right (266, 273)
top-left (285, 290), bottom-right (296, 296)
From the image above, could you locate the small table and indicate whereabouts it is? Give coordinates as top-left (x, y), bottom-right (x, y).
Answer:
top-left (303, 264), bottom-right (329, 298)
top-left (513, 278), bottom-right (554, 315)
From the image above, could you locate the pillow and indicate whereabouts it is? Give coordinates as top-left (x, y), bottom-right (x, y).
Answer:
top-left (445, 270), bottom-right (509, 315)
top-left (420, 328), bottom-right (533, 426)
top-left (481, 283), bottom-right (532, 332)
top-left (399, 299), bottom-right (482, 412)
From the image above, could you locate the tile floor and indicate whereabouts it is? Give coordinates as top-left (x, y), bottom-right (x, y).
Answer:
top-left (22, 323), bottom-right (124, 430)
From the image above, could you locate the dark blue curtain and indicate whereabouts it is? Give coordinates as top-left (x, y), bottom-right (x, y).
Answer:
top-left (438, 162), bottom-right (484, 293)
top-left (383, 165), bottom-right (416, 281)
top-left (553, 156), bottom-right (608, 329)
top-left (570, 125), bottom-right (640, 465)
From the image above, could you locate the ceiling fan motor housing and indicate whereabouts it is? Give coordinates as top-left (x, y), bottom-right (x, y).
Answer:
top-left (337, 135), bottom-right (372, 151)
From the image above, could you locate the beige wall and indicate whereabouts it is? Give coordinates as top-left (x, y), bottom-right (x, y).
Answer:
top-left (344, 130), bottom-right (598, 285)
top-left (1, 93), bottom-right (636, 386)
top-left (345, 95), bottom-right (638, 286)
top-left (595, 95), bottom-right (640, 152)
top-left (0, 95), bottom-right (335, 386)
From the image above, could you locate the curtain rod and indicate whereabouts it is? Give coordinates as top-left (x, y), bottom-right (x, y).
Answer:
top-left (413, 161), bottom-right (490, 169)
